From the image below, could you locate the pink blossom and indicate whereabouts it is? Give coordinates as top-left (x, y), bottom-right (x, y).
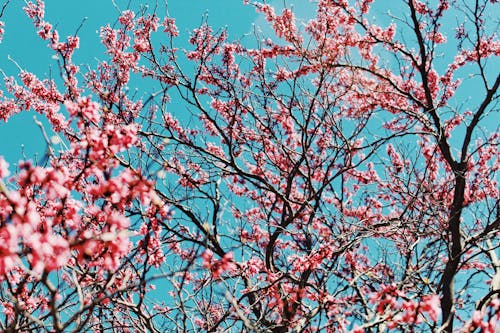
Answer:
top-left (0, 157), bottom-right (9, 178)
top-left (420, 294), bottom-right (441, 322)
top-left (162, 17), bottom-right (178, 36)
top-left (0, 21), bottom-right (4, 43)
top-left (119, 10), bottom-right (135, 28)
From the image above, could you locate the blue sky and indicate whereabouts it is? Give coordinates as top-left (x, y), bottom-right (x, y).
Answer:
top-left (0, 0), bottom-right (264, 165)
top-left (0, 1), bottom-right (498, 166)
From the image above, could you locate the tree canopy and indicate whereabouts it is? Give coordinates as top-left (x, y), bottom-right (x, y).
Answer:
top-left (0, 0), bottom-right (498, 332)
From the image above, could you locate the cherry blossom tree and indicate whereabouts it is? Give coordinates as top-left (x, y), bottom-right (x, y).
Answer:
top-left (0, 0), bottom-right (498, 332)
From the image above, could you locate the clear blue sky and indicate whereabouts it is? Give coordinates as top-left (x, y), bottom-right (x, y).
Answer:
top-left (0, 0), bottom-right (496, 164)
top-left (0, 0), bottom-right (264, 164)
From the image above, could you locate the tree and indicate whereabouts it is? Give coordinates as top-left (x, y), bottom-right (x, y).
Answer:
top-left (0, 0), bottom-right (498, 331)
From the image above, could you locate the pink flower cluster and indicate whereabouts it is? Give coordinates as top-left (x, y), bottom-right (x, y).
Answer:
top-left (201, 250), bottom-right (236, 279)
top-left (368, 286), bottom-right (441, 328)
top-left (466, 299), bottom-right (500, 333)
